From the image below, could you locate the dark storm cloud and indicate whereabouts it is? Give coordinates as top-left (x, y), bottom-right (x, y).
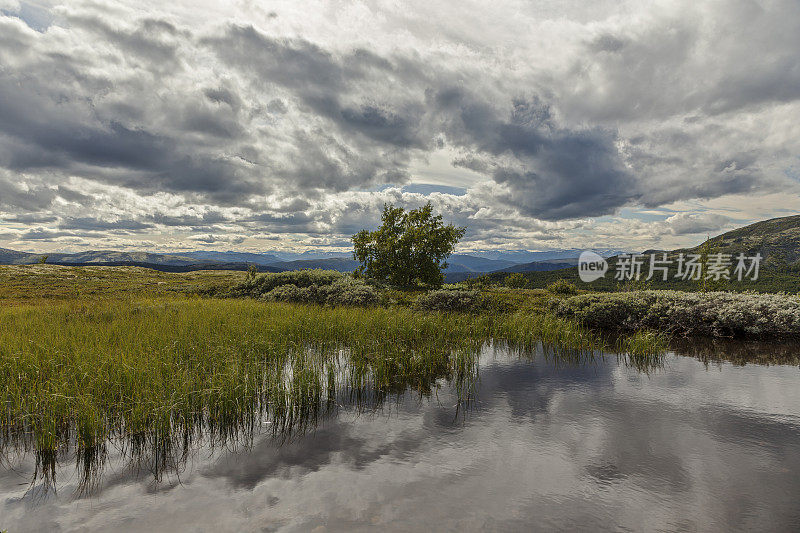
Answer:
top-left (179, 109), bottom-right (244, 139)
top-left (272, 198), bottom-right (312, 212)
top-left (205, 25), bottom-right (356, 92)
top-left (0, 16), bottom-right (266, 206)
top-left (0, 72), bottom-right (262, 203)
top-left (0, 93), bottom-right (171, 172)
top-left (206, 25), bottom-right (637, 218)
top-left (204, 25), bottom-right (430, 190)
top-left (203, 87), bottom-right (241, 110)
top-left (588, 33), bottom-right (626, 53)
top-left (429, 92), bottom-right (639, 219)
top-left (148, 211), bottom-right (230, 227)
top-left (66, 13), bottom-right (182, 67)
top-left (58, 217), bottom-right (153, 231)
top-left (56, 185), bottom-right (94, 206)
top-left (0, 174), bottom-right (57, 211)
top-left (247, 211), bottom-right (318, 233)
top-left (1, 213), bottom-right (57, 224)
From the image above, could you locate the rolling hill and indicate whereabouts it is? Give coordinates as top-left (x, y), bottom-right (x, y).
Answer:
top-left (681, 214), bottom-right (800, 269)
top-left (445, 255), bottom-right (517, 273)
top-left (182, 251), bottom-right (282, 265)
top-left (496, 259), bottom-right (577, 273)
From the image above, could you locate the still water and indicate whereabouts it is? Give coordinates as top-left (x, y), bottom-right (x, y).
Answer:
top-left (2, 345), bottom-right (800, 532)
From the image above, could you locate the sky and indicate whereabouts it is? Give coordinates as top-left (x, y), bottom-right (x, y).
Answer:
top-left (1, 0), bottom-right (799, 254)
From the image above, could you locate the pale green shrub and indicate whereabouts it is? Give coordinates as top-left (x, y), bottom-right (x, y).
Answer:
top-left (324, 277), bottom-right (381, 306)
top-left (261, 277), bottom-right (379, 307)
top-left (546, 279), bottom-right (578, 295)
top-left (262, 283), bottom-right (306, 303)
top-left (414, 289), bottom-right (484, 312)
top-left (504, 273), bottom-right (527, 289)
top-left (233, 269), bottom-right (343, 298)
top-left (553, 290), bottom-right (800, 338)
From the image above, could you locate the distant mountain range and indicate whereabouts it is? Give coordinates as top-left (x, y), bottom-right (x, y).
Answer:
top-left (459, 249), bottom-right (628, 263)
top-left (494, 259), bottom-right (578, 274)
top-left (0, 246), bottom-right (621, 278)
top-left (0, 248), bottom-right (217, 266)
top-left (181, 251), bottom-right (283, 265)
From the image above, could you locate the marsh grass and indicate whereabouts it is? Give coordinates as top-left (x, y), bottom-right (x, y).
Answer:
top-left (614, 330), bottom-right (670, 371)
top-left (0, 297), bottom-right (628, 490)
top-left (0, 264), bottom-right (673, 491)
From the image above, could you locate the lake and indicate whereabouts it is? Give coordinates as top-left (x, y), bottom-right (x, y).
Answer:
top-left (2, 343), bottom-right (800, 532)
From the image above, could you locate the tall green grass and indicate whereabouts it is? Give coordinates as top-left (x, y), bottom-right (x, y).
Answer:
top-left (0, 297), bottom-right (627, 488)
top-left (614, 330), bottom-right (669, 371)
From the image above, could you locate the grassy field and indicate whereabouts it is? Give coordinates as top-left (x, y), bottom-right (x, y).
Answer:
top-left (0, 264), bottom-right (243, 305)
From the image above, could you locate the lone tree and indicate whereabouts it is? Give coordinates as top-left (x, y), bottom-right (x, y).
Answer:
top-left (352, 202), bottom-right (465, 287)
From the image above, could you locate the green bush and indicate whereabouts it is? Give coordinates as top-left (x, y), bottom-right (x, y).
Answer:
top-left (413, 289), bottom-right (484, 312)
top-left (232, 269), bottom-right (343, 298)
top-left (261, 276), bottom-right (379, 307)
top-left (324, 277), bottom-right (382, 306)
top-left (552, 290), bottom-right (800, 338)
top-left (262, 283), bottom-right (306, 303)
top-left (504, 272), bottom-right (527, 289)
top-left (546, 279), bottom-right (578, 295)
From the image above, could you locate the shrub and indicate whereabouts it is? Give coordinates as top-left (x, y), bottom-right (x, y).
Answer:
top-left (461, 275), bottom-right (494, 289)
top-left (504, 272), bottom-right (527, 289)
top-left (552, 290), bottom-right (800, 338)
top-left (323, 277), bottom-right (381, 306)
top-left (262, 283), bottom-right (306, 303)
top-left (546, 279), bottom-right (578, 295)
top-left (232, 269), bottom-right (343, 298)
top-left (261, 276), bottom-right (379, 307)
top-left (413, 289), bottom-right (484, 312)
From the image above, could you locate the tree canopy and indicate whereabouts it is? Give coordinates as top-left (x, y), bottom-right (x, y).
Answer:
top-left (352, 203), bottom-right (466, 287)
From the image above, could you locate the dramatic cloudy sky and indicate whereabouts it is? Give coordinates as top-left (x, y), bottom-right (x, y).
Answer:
top-left (1, 0), bottom-right (799, 253)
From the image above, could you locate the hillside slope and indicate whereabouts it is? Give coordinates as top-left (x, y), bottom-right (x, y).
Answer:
top-left (682, 214), bottom-right (800, 269)
top-left (0, 248), bottom-right (38, 264)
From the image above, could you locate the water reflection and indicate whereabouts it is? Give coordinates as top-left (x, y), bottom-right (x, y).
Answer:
top-left (671, 337), bottom-right (800, 367)
top-left (2, 343), bottom-right (800, 531)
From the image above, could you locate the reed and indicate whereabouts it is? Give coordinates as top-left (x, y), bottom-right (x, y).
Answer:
top-left (0, 297), bottom-right (615, 483)
top-left (615, 330), bottom-right (669, 371)
top-left (0, 295), bottom-right (668, 489)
